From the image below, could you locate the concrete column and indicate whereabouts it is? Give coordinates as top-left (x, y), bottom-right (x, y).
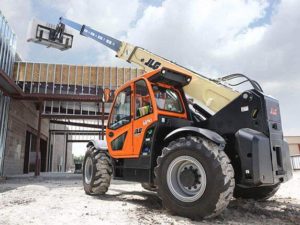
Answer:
top-left (35, 103), bottom-right (42, 176)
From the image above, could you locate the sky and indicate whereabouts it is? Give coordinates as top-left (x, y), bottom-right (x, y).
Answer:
top-left (1, 0), bottom-right (299, 147)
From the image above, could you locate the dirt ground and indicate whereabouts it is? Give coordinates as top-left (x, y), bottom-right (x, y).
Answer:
top-left (0, 172), bottom-right (299, 225)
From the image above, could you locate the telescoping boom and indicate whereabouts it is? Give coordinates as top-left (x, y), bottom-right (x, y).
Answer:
top-left (49, 17), bottom-right (244, 113)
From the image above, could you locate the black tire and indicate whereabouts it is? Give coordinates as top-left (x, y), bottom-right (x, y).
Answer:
top-left (154, 136), bottom-right (235, 219)
top-left (141, 183), bottom-right (157, 192)
top-left (234, 183), bottom-right (280, 200)
top-left (83, 145), bottom-right (112, 195)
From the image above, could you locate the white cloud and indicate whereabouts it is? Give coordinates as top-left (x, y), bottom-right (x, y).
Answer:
top-left (0, 0), bottom-right (140, 64)
top-left (38, 0), bottom-right (139, 35)
top-left (125, 0), bottom-right (269, 73)
top-left (212, 26), bottom-right (266, 58)
top-left (41, 0), bottom-right (140, 62)
top-left (0, 0), bottom-right (299, 134)
top-left (0, 0), bottom-right (33, 59)
top-left (123, 0), bottom-right (300, 134)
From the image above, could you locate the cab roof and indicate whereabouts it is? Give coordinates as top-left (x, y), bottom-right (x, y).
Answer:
top-left (143, 67), bottom-right (192, 88)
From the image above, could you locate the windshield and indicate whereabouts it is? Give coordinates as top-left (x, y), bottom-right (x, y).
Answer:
top-left (109, 87), bottom-right (131, 130)
top-left (152, 85), bottom-right (183, 113)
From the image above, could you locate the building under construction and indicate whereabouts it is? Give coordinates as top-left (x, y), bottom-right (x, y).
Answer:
top-left (0, 11), bottom-right (143, 176)
top-left (0, 11), bottom-right (299, 178)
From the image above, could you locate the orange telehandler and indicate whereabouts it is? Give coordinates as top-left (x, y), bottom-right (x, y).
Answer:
top-left (30, 17), bottom-right (293, 219)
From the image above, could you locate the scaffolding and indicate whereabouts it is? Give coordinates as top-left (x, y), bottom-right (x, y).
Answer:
top-left (0, 59), bottom-right (144, 175)
top-left (13, 62), bottom-right (143, 118)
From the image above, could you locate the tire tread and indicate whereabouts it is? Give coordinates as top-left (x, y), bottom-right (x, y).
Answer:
top-left (83, 146), bottom-right (112, 195)
top-left (154, 136), bottom-right (235, 218)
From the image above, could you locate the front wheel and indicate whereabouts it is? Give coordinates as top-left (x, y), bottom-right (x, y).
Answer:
top-left (155, 136), bottom-right (235, 219)
top-left (83, 145), bottom-right (113, 195)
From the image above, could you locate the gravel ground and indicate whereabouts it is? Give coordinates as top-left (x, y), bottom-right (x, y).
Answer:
top-left (0, 171), bottom-right (299, 225)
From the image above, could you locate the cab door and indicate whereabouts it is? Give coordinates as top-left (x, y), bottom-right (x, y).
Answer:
top-left (132, 79), bottom-right (157, 156)
top-left (106, 85), bottom-right (134, 158)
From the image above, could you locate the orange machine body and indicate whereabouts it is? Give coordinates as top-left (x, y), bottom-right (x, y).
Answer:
top-left (106, 68), bottom-right (190, 158)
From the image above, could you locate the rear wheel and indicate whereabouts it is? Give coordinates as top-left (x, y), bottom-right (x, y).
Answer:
top-left (234, 183), bottom-right (280, 200)
top-left (155, 136), bottom-right (235, 219)
top-left (83, 145), bottom-right (112, 195)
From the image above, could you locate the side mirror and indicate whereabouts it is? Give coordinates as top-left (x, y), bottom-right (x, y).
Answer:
top-left (103, 88), bottom-right (111, 102)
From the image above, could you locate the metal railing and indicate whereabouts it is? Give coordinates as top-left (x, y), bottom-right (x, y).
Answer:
top-left (13, 62), bottom-right (144, 118)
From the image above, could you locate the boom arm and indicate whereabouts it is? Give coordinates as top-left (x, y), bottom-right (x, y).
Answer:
top-left (116, 45), bottom-right (239, 113)
top-left (58, 17), bottom-right (122, 51)
top-left (55, 17), bottom-right (240, 113)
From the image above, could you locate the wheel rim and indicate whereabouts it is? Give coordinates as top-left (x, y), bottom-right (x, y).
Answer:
top-left (167, 155), bottom-right (207, 202)
top-left (84, 156), bottom-right (93, 184)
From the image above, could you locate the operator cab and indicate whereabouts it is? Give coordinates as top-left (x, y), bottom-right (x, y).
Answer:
top-left (106, 68), bottom-right (192, 159)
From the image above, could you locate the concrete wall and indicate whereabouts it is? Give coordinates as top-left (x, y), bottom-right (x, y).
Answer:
top-left (3, 100), bottom-right (49, 175)
top-left (285, 136), bottom-right (300, 156)
top-left (3, 99), bottom-right (75, 175)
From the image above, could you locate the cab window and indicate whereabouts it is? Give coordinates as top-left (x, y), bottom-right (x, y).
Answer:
top-left (109, 87), bottom-right (131, 130)
top-left (135, 80), bottom-right (152, 119)
top-left (153, 85), bottom-right (183, 113)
